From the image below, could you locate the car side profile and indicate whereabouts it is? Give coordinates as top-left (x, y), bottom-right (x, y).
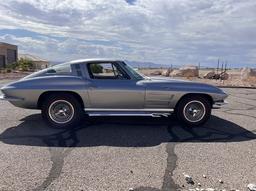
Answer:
top-left (0, 59), bottom-right (228, 128)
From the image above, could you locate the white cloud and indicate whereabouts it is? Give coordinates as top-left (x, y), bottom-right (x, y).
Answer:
top-left (0, 0), bottom-right (255, 67)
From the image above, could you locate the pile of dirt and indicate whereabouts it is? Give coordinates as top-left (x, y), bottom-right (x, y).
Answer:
top-left (241, 67), bottom-right (256, 80)
top-left (170, 65), bottom-right (199, 77)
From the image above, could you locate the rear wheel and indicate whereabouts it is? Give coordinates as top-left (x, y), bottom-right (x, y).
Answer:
top-left (175, 96), bottom-right (211, 126)
top-left (41, 93), bottom-right (83, 129)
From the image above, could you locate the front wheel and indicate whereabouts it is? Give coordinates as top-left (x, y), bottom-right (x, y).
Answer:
top-left (41, 94), bottom-right (83, 129)
top-left (175, 96), bottom-right (211, 127)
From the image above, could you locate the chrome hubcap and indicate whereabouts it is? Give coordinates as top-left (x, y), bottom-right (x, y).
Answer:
top-left (48, 100), bottom-right (74, 124)
top-left (183, 100), bottom-right (206, 123)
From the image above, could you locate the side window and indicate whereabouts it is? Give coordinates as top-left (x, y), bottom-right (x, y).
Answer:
top-left (88, 63), bottom-right (128, 79)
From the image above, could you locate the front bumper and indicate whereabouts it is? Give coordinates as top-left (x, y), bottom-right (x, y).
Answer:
top-left (0, 94), bottom-right (24, 102)
top-left (212, 100), bottom-right (228, 109)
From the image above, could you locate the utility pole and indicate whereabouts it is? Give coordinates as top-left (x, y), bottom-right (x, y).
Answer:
top-left (217, 59), bottom-right (219, 75)
top-left (216, 59), bottom-right (220, 81)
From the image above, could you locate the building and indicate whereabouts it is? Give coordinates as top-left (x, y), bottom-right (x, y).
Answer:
top-left (18, 54), bottom-right (49, 69)
top-left (0, 42), bottom-right (18, 68)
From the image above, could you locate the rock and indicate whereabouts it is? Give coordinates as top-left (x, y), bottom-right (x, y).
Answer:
top-left (203, 174), bottom-right (207, 178)
top-left (128, 188), bottom-right (134, 191)
top-left (205, 188), bottom-right (215, 191)
top-left (241, 68), bottom-right (256, 80)
top-left (179, 65), bottom-right (199, 77)
top-left (220, 72), bottom-right (229, 80)
top-left (170, 69), bottom-right (183, 77)
top-left (183, 173), bottom-right (194, 184)
top-left (203, 71), bottom-right (215, 79)
top-left (161, 68), bottom-right (172, 77)
top-left (219, 179), bottom-right (224, 184)
top-left (248, 183), bottom-right (256, 191)
top-left (198, 183), bottom-right (201, 187)
top-left (150, 70), bottom-right (162, 76)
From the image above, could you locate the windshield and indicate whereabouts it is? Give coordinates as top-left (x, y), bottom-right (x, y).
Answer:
top-left (122, 62), bottom-right (147, 80)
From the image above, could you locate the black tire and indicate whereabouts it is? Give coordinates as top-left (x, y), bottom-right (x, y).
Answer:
top-left (175, 95), bottom-right (211, 127)
top-left (41, 93), bottom-right (83, 129)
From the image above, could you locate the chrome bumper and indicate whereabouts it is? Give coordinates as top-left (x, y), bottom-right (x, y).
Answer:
top-left (212, 100), bottom-right (228, 109)
top-left (0, 94), bottom-right (24, 101)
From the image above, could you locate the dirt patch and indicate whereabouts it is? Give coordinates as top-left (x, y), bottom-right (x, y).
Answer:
top-left (0, 71), bottom-right (32, 80)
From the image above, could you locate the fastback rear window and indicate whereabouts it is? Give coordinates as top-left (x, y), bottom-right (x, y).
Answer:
top-left (23, 62), bottom-right (79, 79)
top-left (50, 63), bottom-right (72, 75)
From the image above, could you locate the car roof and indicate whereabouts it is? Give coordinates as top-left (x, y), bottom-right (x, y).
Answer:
top-left (68, 58), bottom-right (123, 64)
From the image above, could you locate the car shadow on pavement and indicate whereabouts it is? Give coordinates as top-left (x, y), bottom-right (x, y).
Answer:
top-left (0, 114), bottom-right (255, 147)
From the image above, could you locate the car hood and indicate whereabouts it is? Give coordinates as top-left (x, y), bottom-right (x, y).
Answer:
top-left (140, 76), bottom-right (225, 94)
top-left (147, 76), bottom-right (188, 82)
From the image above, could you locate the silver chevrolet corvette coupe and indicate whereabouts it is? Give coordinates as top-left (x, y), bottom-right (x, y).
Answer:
top-left (0, 59), bottom-right (228, 128)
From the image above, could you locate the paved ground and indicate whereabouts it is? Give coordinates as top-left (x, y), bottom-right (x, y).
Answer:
top-left (0, 88), bottom-right (255, 191)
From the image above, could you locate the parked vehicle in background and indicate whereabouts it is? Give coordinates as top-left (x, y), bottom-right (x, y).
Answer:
top-left (0, 59), bottom-right (228, 128)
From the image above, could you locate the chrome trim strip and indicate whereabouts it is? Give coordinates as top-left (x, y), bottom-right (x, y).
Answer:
top-left (88, 113), bottom-right (153, 117)
top-left (87, 111), bottom-right (172, 117)
top-left (212, 100), bottom-right (228, 109)
top-left (84, 108), bottom-right (174, 112)
top-left (0, 94), bottom-right (24, 101)
top-left (85, 108), bottom-right (173, 117)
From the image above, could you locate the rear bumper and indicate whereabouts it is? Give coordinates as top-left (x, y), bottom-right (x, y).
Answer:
top-left (212, 100), bottom-right (228, 109)
top-left (0, 94), bottom-right (24, 102)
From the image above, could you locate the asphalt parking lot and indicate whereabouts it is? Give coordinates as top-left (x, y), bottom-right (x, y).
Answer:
top-left (0, 88), bottom-right (256, 191)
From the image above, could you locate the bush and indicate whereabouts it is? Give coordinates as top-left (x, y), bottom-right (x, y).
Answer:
top-left (1, 58), bottom-right (34, 72)
top-left (90, 64), bottom-right (103, 73)
top-left (18, 58), bottom-right (33, 71)
top-left (6, 62), bottom-right (18, 70)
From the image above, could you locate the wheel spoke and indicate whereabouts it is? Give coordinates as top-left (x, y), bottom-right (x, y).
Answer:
top-left (183, 100), bottom-right (206, 123)
top-left (48, 100), bottom-right (74, 124)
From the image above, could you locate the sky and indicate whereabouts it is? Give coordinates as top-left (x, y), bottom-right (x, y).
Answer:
top-left (0, 0), bottom-right (256, 67)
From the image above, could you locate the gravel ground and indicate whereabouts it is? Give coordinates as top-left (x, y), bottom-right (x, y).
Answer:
top-left (0, 88), bottom-right (255, 191)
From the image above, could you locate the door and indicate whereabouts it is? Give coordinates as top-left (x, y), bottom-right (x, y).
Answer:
top-left (0, 55), bottom-right (5, 68)
top-left (86, 62), bottom-right (145, 109)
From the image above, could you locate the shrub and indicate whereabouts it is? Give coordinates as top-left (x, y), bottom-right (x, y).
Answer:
top-left (6, 62), bottom-right (18, 70)
top-left (90, 64), bottom-right (103, 73)
top-left (18, 58), bottom-right (33, 71)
